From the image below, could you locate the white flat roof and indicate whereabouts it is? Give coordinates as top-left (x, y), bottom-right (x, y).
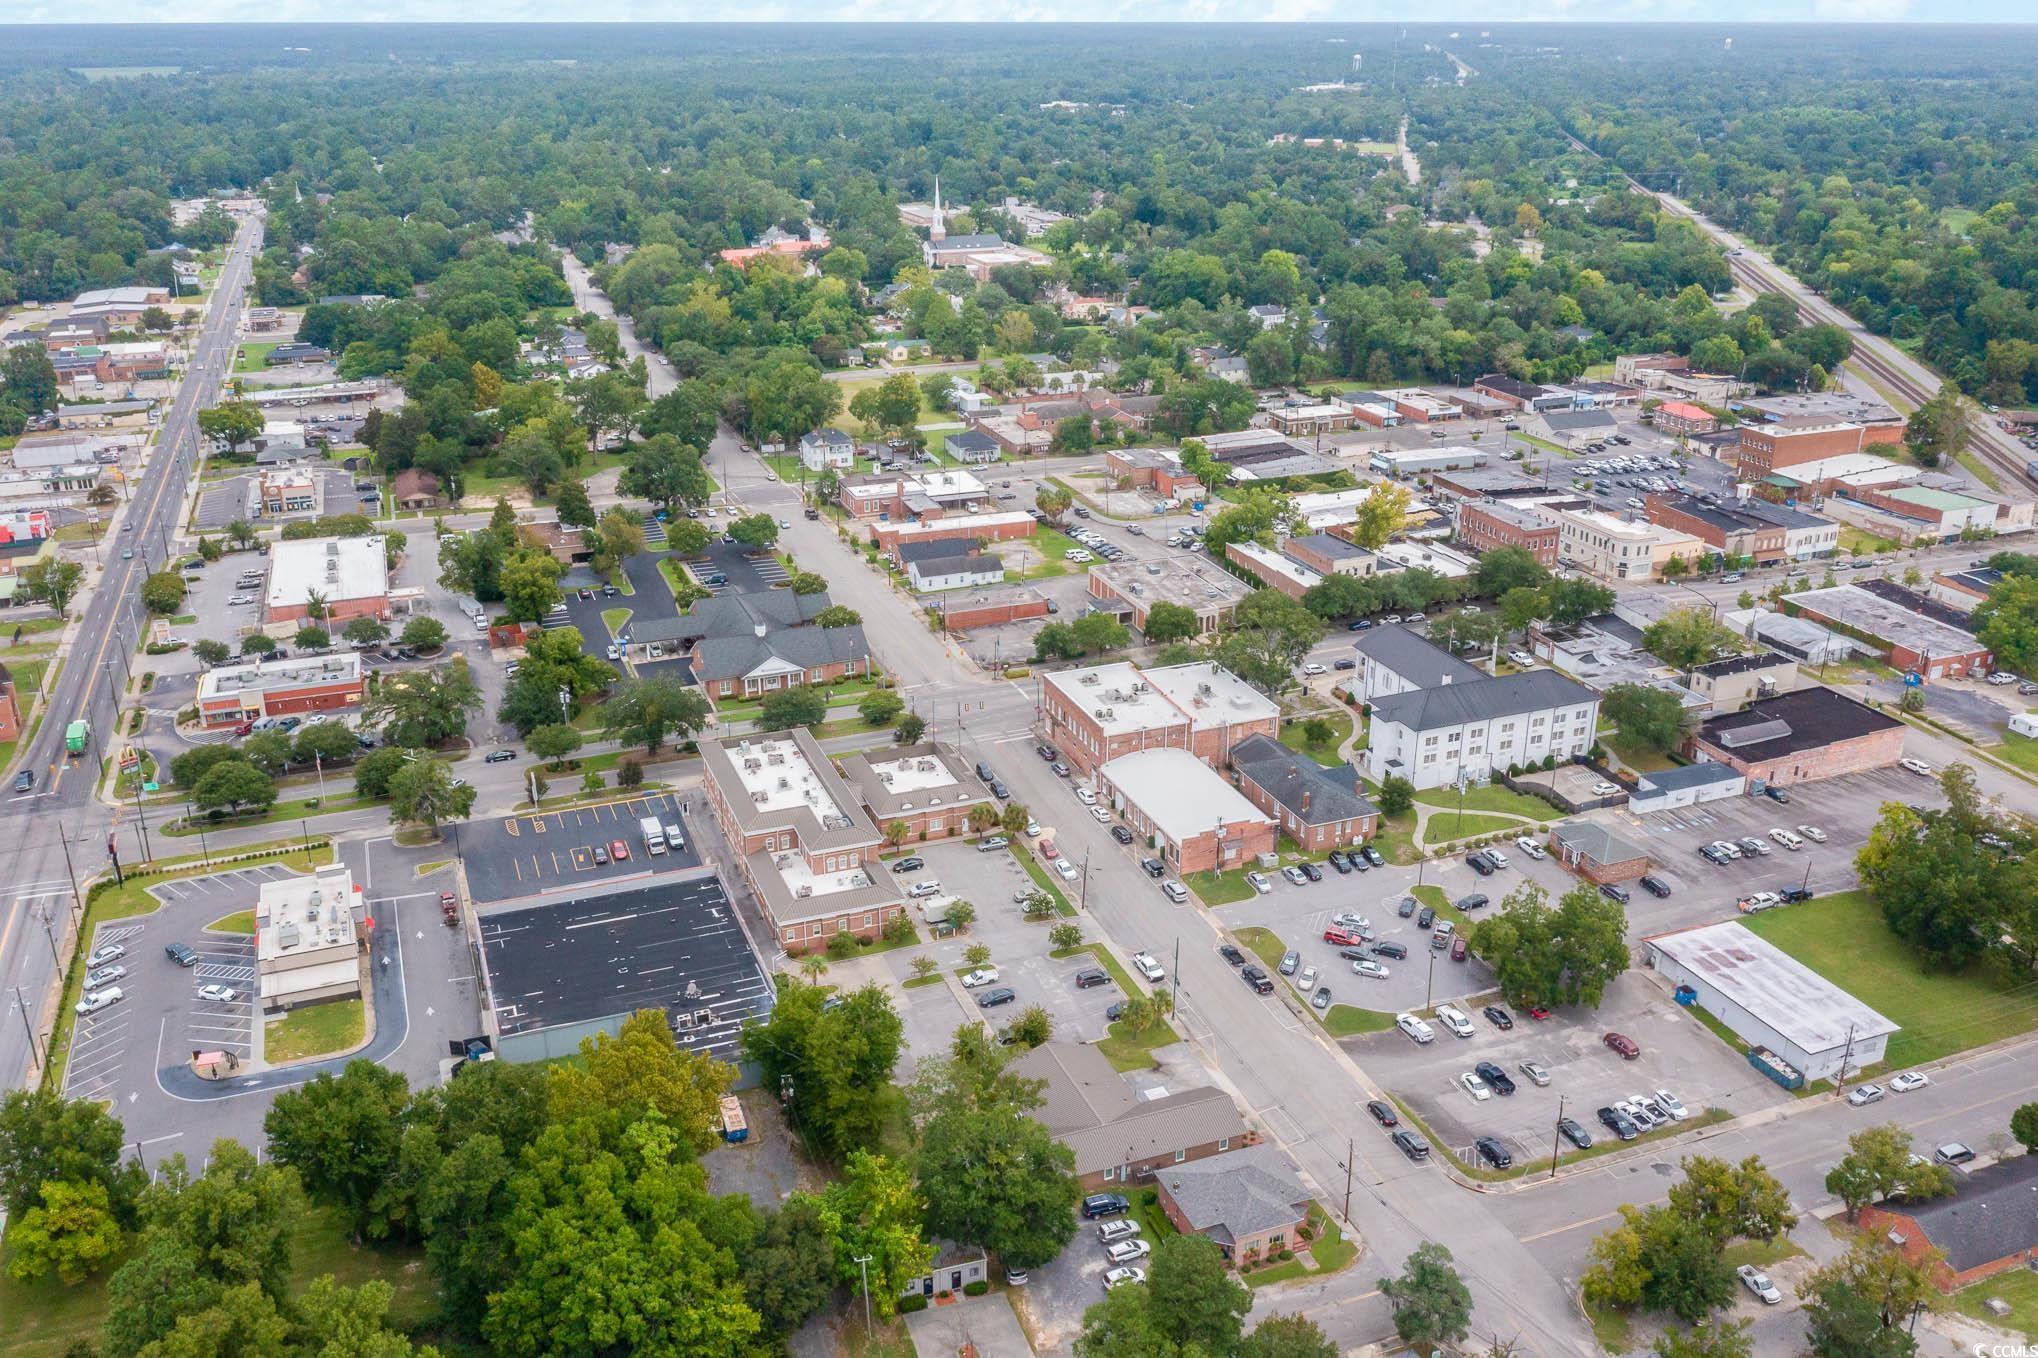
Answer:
top-left (197, 652), bottom-right (360, 703)
top-left (1769, 452), bottom-right (1917, 485)
top-left (1375, 541), bottom-right (1477, 578)
top-left (1143, 661), bottom-right (1280, 731)
top-left (1101, 748), bottom-right (1271, 841)
top-left (888, 511), bottom-right (1033, 540)
top-left (1230, 541), bottom-right (1323, 590)
top-left (1044, 661), bottom-right (1191, 736)
top-left (1648, 921), bottom-right (1897, 1056)
top-left (727, 734), bottom-right (847, 821)
top-left (917, 469), bottom-right (986, 498)
top-left (256, 865), bottom-right (361, 968)
top-left (863, 752), bottom-right (963, 796)
top-left (267, 535), bottom-right (388, 611)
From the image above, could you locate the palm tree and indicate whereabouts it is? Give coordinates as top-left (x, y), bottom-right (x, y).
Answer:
top-left (798, 954), bottom-right (828, 982)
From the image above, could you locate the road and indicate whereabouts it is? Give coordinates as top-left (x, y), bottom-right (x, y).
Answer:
top-left (0, 215), bottom-right (263, 1094)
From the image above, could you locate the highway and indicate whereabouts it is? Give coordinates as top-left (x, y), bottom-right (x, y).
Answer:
top-left (0, 214), bottom-right (263, 1094)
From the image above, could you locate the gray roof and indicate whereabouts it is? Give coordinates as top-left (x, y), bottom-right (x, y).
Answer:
top-left (1153, 1145), bottom-right (1309, 1247)
top-left (1010, 1042), bottom-right (1250, 1178)
top-left (1635, 763), bottom-right (1746, 795)
top-left (1895, 1151), bottom-right (2038, 1272)
top-left (1291, 532), bottom-right (1372, 562)
top-left (801, 428), bottom-right (853, 448)
top-left (945, 429), bottom-right (1000, 456)
top-left (1230, 734), bottom-right (1378, 827)
top-left (897, 537), bottom-right (983, 566)
top-left (1369, 669), bottom-right (1594, 734)
top-left (1540, 408), bottom-right (1617, 431)
top-left (1550, 819), bottom-right (1651, 866)
top-left (1352, 627), bottom-right (1484, 689)
top-left (693, 625), bottom-right (870, 684)
top-left (632, 590), bottom-right (834, 646)
top-left (908, 554), bottom-right (1002, 585)
top-left (933, 233), bottom-right (1007, 252)
top-left (837, 743), bottom-right (994, 823)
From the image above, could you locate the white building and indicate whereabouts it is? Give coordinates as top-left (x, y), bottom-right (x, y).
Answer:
top-left (1645, 921), bottom-right (1897, 1083)
top-left (264, 535), bottom-right (390, 625)
top-left (1553, 508), bottom-right (1703, 583)
top-left (1347, 626), bottom-right (1485, 706)
top-left (255, 864), bottom-right (364, 1013)
top-left (799, 428), bottom-right (856, 471)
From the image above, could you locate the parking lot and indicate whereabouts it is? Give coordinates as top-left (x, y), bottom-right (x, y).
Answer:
top-left (64, 861), bottom-right (309, 1104)
top-left (1353, 968), bottom-right (1794, 1173)
top-left (549, 552), bottom-right (680, 662)
top-left (463, 792), bottom-right (700, 904)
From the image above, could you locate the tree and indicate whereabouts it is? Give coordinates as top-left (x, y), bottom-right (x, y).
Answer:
top-left (744, 349), bottom-right (842, 448)
top-left (526, 723), bottom-right (583, 767)
top-left (727, 513), bottom-right (780, 550)
top-left (20, 558), bottom-right (86, 615)
top-left (1603, 683), bottom-right (1692, 754)
top-left (1214, 589), bottom-right (1326, 692)
top-left (895, 712), bottom-right (926, 744)
top-left (1470, 882), bottom-right (1630, 1010)
top-left (498, 548), bottom-right (564, 623)
top-left (1823, 1124), bottom-right (1955, 1220)
top-left (549, 1010), bottom-right (734, 1154)
top-left (1152, 1234), bottom-right (1253, 1352)
top-left (197, 401), bottom-right (263, 454)
top-left (295, 625), bottom-right (332, 651)
top-left (263, 1060), bottom-right (412, 1244)
top-left (618, 433), bottom-right (714, 512)
top-left (1652, 1320), bottom-right (1753, 1358)
top-left (1581, 1203), bottom-right (1734, 1324)
top-left (1142, 601), bottom-right (1200, 644)
top-left (401, 616), bottom-right (447, 650)
top-left (1855, 764), bottom-right (2024, 972)
top-left (1054, 414), bottom-right (1095, 453)
top-left (600, 676), bottom-right (710, 754)
top-left (850, 372), bottom-right (921, 435)
top-left (1803, 1275), bottom-right (1918, 1358)
top-left (858, 690), bottom-right (904, 726)
top-left (2012, 1101), bottom-right (2038, 1152)
top-left (294, 720), bottom-right (362, 768)
top-left (192, 761), bottom-right (278, 817)
top-left (5, 1177), bottom-right (124, 1284)
top-left (916, 1102), bottom-right (1079, 1270)
top-left (1048, 922), bottom-right (1083, 951)
top-left (367, 658), bottom-right (483, 747)
top-left (739, 981), bottom-right (903, 1163)
top-left (1238, 1314), bottom-right (1337, 1358)
top-left (0, 343), bottom-right (60, 414)
top-left (810, 603), bottom-right (860, 629)
top-left (191, 638), bottom-right (231, 667)
top-left (553, 479), bottom-right (596, 530)
top-left (343, 615), bottom-right (389, 647)
top-left (818, 1150), bottom-right (933, 1318)
top-left (1350, 481), bottom-right (1413, 551)
top-left (758, 685), bottom-right (829, 731)
top-left (1006, 1005), bottom-right (1052, 1047)
top-left (1035, 483), bottom-right (1073, 523)
top-left (1904, 386), bottom-right (1971, 468)
top-left (386, 755), bottom-right (477, 832)
top-left (1475, 546), bottom-right (1550, 600)
top-left (1665, 1155), bottom-right (1797, 1246)
top-left (740, 1197), bottom-right (837, 1336)
top-left (140, 570), bottom-right (186, 615)
top-left (1000, 802), bottom-right (1031, 836)
top-left (0, 1088), bottom-right (139, 1222)
top-left (1803, 1234), bottom-right (1939, 1347)
top-left (1202, 490), bottom-right (1282, 555)
top-left (1379, 1242), bottom-right (1472, 1356)
top-left (590, 507), bottom-right (645, 576)
top-left (788, 569), bottom-right (829, 595)
top-left (1641, 607), bottom-right (1742, 668)
top-left (641, 381), bottom-right (723, 451)
top-left (1376, 775), bottom-right (1415, 818)
top-left (1974, 574), bottom-right (2038, 675)
top-left (353, 746), bottom-right (413, 799)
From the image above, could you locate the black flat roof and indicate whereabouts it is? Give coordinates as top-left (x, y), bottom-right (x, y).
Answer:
top-left (478, 875), bottom-right (774, 1062)
top-left (1697, 686), bottom-right (1901, 759)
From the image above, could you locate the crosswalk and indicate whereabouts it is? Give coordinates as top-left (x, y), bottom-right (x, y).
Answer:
top-left (641, 513), bottom-right (667, 548)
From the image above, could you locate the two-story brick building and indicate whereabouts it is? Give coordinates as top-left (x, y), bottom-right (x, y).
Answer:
top-left (699, 729), bottom-right (904, 954)
top-left (1036, 660), bottom-right (1279, 777)
top-left (1228, 733), bottom-right (1379, 850)
top-left (1095, 747), bottom-right (1275, 875)
top-left (1458, 500), bottom-right (1560, 567)
top-left (836, 743), bottom-right (995, 844)
top-left (1686, 686), bottom-right (1906, 786)
top-left (1643, 493), bottom-right (1788, 563)
top-left (1734, 422), bottom-right (1870, 478)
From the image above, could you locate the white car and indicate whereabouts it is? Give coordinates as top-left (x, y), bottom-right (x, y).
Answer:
top-left (1988, 671), bottom-right (2018, 686)
top-left (909, 880), bottom-right (943, 898)
top-left (1090, 806), bottom-right (1111, 824)
top-left (1846, 1083), bottom-right (1886, 1107)
top-left (1590, 781), bottom-right (1621, 797)
top-left (1296, 965), bottom-right (1318, 989)
top-left (1025, 820), bottom-right (1043, 837)
top-left (1770, 828), bottom-right (1802, 851)
top-left (1435, 1003), bottom-right (1474, 1038)
top-left (1246, 871), bottom-right (1273, 895)
top-left (197, 984), bottom-right (238, 1003)
top-left (1396, 1013), bottom-right (1435, 1044)
top-left (85, 964), bottom-right (127, 988)
top-left (1652, 1089), bottom-right (1688, 1120)
top-left (1507, 650), bottom-right (1536, 668)
top-left (1097, 1219), bottom-right (1140, 1244)
top-left (1301, 662), bottom-right (1326, 676)
top-left (1900, 757), bottom-right (1933, 777)
top-left (1054, 858), bottom-right (1079, 882)
top-left (1352, 959), bottom-right (1389, 979)
top-left (75, 986), bottom-right (125, 1016)
top-left (1459, 1071), bottom-right (1492, 1102)
top-left (86, 943), bottom-right (126, 968)
top-left (1737, 1264), bottom-right (1783, 1305)
top-left (1514, 835), bottom-right (1546, 860)
top-left (1132, 951), bottom-right (1164, 982)
top-left (1889, 1071), bottom-right (1931, 1093)
top-left (1484, 847), bottom-right (1509, 869)
top-left (1075, 788), bottom-right (1097, 806)
top-left (1102, 1266), bottom-right (1146, 1290)
top-left (960, 968), bottom-right (1000, 988)
top-left (1738, 891), bottom-right (1781, 913)
top-left (1333, 911), bottom-right (1370, 930)
top-left (1105, 1238), bottom-right (1152, 1265)
top-left (227, 594), bottom-right (253, 606)
top-left (1797, 825), bottom-right (1827, 843)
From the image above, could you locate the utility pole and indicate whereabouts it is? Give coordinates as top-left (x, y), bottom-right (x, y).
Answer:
top-left (1424, 948), bottom-right (1436, 1011)
top-left (1171, 937), bottom-right (1181, 1019)
top-left (853, 1254), bottom-right (874, 1337)
top-left (1341, 1136), bottom-right (1355, 1224)
top-left (1549, 1095), bottom-right (1566, 1179)
top-left (15, 988), bottom-right (44, 1070)
top-left (1079, 850), bottom-right (1091, 912)
top-left (131, 776), bottom-right (153, 865)
top-left (1835, 1022), bottom-right (1858, 1092)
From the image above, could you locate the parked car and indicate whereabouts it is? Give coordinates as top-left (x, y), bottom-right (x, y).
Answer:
top-left (1141, 857), bottom-right (1165, 878)
top-left (1604, 1031), bottom-right (1640, 1059)
top-left (1352, 959), bottom-right (1389, 979)
top-left (1519, 1060), bottom-right (1551, 1087)
top-left (1396, 1013), bottom-right (1435, 1044)
top-left (1459, 1071), bottom-right (1491, 1102)
top-left (1482, 1005), bottom-right (1514, 1030)
top-left (1278, 950), bottom-right (1300, 976)
top-left (1219, 944), bottom-right (1245, 966)
top-left (163, 942), bottom-right (197, 967)
top-left (975, 987), bottom-right (1017, 1008)
top-left (1105, 1239), bottom-right (1152, 1265)
top-left (1474, 1061), bottom-right (1516, 1096)
top-left (1366, 1099), bottom-right (1398, 1128)
top-left (960, 967), bottom-right (1000, 988)
top-left (1161, 881), bottom-right (1189, 903)
top-left (1597, 1105), bottom-right (1639, 1140)
top-left (1246, 871), bottom-right (1273, 895)
top-left (1466, 852), bottom-right (1493, 876)
top-left (1900, 757), bottom-right (1933, 777)
top-left (1392, 1129), bottom-right (1431, 1161)
top-left (1370, 940), bottom-right (1408, 960)
top-left (1846, 1083), bottom-right (1886, 1107)
top-left (76, 987), bottom-right (125, 1016)
top-left (196, 984), bottom-right (238, 1003)
top-left (1599, 882), bottom-right (1630, 904)
top-left (1361, 845), bottom-right (1386, 867)
top-left (1474, 1137), bottom-right (1513, 1169)
top-left (1653, 1089), bottom-right (1688, 1120)
top-left (894, 856), bottom-right (924, 873)
top-left (1639, 874), bottom-right (1672, 898)
top-left (1073, 968), bottom-right (1110, 989)
top-left (1102, 1266), bottom-right (1146, 1290)
top-left (1240, 965), bottom-right (1273, 995)
top-left (1097, 1219), bottom-right (1140, 1244)
top-left (1737, 1265), bottom-right (1783, 1305)
top-left (1935, 1142), bottom-right (1977, 1166)
top-left (87, 943), bottom-right (127, 968)
top-left (1083, 1193), bottom-right (1130, 1219)
top-left (1514, 835), bottom-right (1546, 860)
top-left (1557, 1117), bottom-right (1593, 1150)
top-left (1798, 825), bottom-right (1827, 843)
top-left (1889, 1072), bottom-right (1931, 1093)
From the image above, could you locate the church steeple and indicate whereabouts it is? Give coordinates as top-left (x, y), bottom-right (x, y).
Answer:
top-left (930, 176), bottom-right (945, 243)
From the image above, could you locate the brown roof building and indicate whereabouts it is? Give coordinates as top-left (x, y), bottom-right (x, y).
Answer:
top-left (1857, 1153), bottom-right (2038, 1293)
top-left (391, 469), bottom-right (443, 510)
top-left (1010, 1041), bottom-right (1255, 1190)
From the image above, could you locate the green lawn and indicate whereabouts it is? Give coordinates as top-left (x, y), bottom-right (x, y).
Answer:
top-left (1005, 526), bottom-right (1081, 583)
top-left (1129, 1187), bottom-right (1179, 1245)
top-left (1604, 734), bottom-right (1680, 773)
top-left (1741, 891), bottom-right (2038, 1068)
top-left (1411, 884), bottom-right (1471, 932)
top-left (1413, 783), bottom-right (1563, 822)
top-left (1368, 811), bottom-right (1419, 865)
top-left (1244, 1203), bottom-right (1358, 1288)
top-left (1098, 1015), bottom-right (1178, 1071)
top-left (265, 999), bottom-right (364, 1063)
top-left (1279, 710), bottom-right (1354, 767)
top-left (1233, 925), bottom-right (1289, 972)
top-left (1322, 1005), bottom-right (1397, 1036)
top-left (205, 909), bottom-right (255, 933)
top-left (1986, 732), bottom-right (2038, 777)
top-left (1422, 810), bottom-right (1519, 844)
top-left (600, 606), bottom-right (632, 638)
top-left (1952, 1265), bottom-right (2038, 1341)
top-left (1010, 845), bottom-right (1078, 917)
top-left (1837, 526), bottom-right (1902, 555)
top-left (233, 341), bottom-right (279, 373)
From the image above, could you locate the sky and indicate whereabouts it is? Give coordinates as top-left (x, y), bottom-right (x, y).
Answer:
top-left (4, 2), bottom-right (2035, 22)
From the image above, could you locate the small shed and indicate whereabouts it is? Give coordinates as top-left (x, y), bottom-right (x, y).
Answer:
top-left (2010, 712), bottom-right (2038, 739)
top-left (1627, 762), bottom-right (1748, 814)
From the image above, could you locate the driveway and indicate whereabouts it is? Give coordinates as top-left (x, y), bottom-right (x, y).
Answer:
top-left (907, 1293), bottom-right (1034, 1358)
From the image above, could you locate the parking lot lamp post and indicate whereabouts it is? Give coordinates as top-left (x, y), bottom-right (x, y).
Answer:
top-left (853, 1254), bottom-right (873, 1337)
top-left (189, 801), bottom-right (210, 867)
top-left (1549, 1095), bottom-right (1566, 1179)
top-left (1424, 948), bottom-right (1436, 1011)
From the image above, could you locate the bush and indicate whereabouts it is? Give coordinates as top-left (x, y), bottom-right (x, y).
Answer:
top-left (899, 1295), bottom-right (928, 1314)
top-left (144, 640), bottom-right (186, 655)
top-left (825, 931), bottom-right (861, 960)
top-left (963, 1280), bottom-right (989, 1297)
top-left (882, 912), bottom-right (916, 944)
top-left (616, 759), bottom-right (644, 788)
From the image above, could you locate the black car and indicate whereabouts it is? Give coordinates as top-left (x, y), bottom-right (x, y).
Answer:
top-left (164, 942), bottom-right (197, 967)
top-left (1361, 845), bottom-right (1386, 867)
top-left (1474, 1137), bottom-right (1513, 1169)
top-left (484, 749), bottom-right (516, 763)
top-left (989, 779), bottom-right (1011, 800)
top-left (1297, 861), bottom-right (1322, 883)
top-left (1105, 1000), bottom-right (1128, 1021)
top-left (1391, 1130), bottom-right (1431, 1162)
top-left (1371, 941), bottom-right (1408, 960)
top-left (1111, 825), bottom-right (1134, 845)
top-left (1397, 895), bottom-right (1417, 918)
top-left (1338, 946), bottom-right (1373, 963)
top-left (1474, 1061), bottom-right (1516, 1096)
top-left (1073, 968), bottom-right (1110, 989)
top-left (11, 770), bottom-right (32, 793)
top-left (1366, 1099), bottom-right (1398, 1128)
top-left (1140, 857), bottom-right (1165, 878)
top-left (1764, 785), bottom-right (1791, 803)
top-left (1416, 906), bottom-right (1437, 930)
top-left (1466, 852), bottom-right (1494, 876)
top-left (1333, 658), bottom-right (1357, 671)
top-left (1082, 1193), bottom-right (1129, 1220)
top-left (1326, 851), bottom-right (1352, 874)
top-left (1780, 885), bottom-right (1815, 903)
top-left (1639, 874), bottom-right (1672, 898)
top-left (1597, 1106), bottom-right (1639, 1140)
top-left (894, 856), bottom-right (924, 873)
top-left (1599, 883), bottom-right (1631, 904)
top-left (1219, 944), bottom-right (1246, 966)
top-left (1035, 743), bottom-right (1058, 761)
top-left (1558, 1118), bottom-right (1594, 1150)
top-left (1482, 1005), bottom-right (1514, 1031)
top-left (1349, 852), bottom-right (1371, 873)
top-left (1240, 965), bottom-right (1274, 994)
top-left (975, 987), bottom-right (1017, 1008)
top-left (1457, 893), bottom-right (1489, 912)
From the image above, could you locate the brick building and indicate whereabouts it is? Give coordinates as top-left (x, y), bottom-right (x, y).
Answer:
top-left (1012, 1042), bottom-right (1253, 1191)
top-left (1282, 532), bottom-right (1378, 578)
top-left (195, 653), bottom-right (366, 730)
top-left (1229, 733), bottom-right (1379, 850)
top-left (1548, 821), bottom-right (1652, 885)
top-left (0, 662), bottom-right (22, 745)
top-left (1154, 1146), bottom-right (1312, 1268)
top-left (1224, 541), bottom-right (1322, 599)
top-left (1036, 660), bottom-right (1279, 777)
top-left (1087, 558), bottom-right (1252, 636)
top-left (1734, 422), bottom-right (1870, 477)
top-left (1686, 687), bottom-right (1906, 786)
top-left (926, 588), bottom-right (1050, 631)
top-left (1094, 747), bottom-right (1275, 875)
top-left (263, 536), bottom-right (390, 626)
top-left (836, 743), bottom-right (996, 844)
top-left (1459, 500), bottom-right (1560, 567)
top-left (1780, 583), bottom-right (1992, 679)
top-left (1643, 493), bottom-right (1788, 562)
top-left (1684, 651), bottom-right (1802, 713)
top-left (1103, 446), bottom-right (1203, 500)
top-left (1652, 401), bottom-right (1719, 435)
top-left (699, 729), bottom-right (904, 954)
top-left (869, 510), bottom-right (1035, 557)
top-left (1856, 1155), bottom-right (2038, 1293)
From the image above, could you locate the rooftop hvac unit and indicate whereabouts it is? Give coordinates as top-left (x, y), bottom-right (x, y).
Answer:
top-left (693, 1008), bottom-right (715, 1029)
top-left (795, 885), bottom-right (813, 898)
top-left (767, 751), bottom-right (786, 765)
top-left (1080, 673), bottom-right (1100, 685)
top-left (743, 758), bottom-right (762, 772)
top-left (918, 758), bottom-right (936, 772)
top-left (878, 772), bottom-right (894, 785)
top-left (736, 740), bottom-right (751, 754)
top-left (776, 776), bottom-right (791, 790)
top-left (1132, 681), bottom-right (1148, 693)
top-left (278, 920), bottom-right (302, 949)
top-left (325, 542), bottom-right (338, 557)
top-left (750, 790), bottom-right (768, 804)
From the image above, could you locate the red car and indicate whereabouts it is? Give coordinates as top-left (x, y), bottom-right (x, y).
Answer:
top-left (609, 839), bottom-right (630, 862)
top-left (1322, 927), bottom-right (1362, 947)
top-left (1040, 840), bottom-right (1059, 860)
top-left (1604, 1031), bottom-right (1640, 1060)
top-left (1527, 1007), bottom-right (1552, 1021)
top-left (1450, 934), bottom-right (1467, 963)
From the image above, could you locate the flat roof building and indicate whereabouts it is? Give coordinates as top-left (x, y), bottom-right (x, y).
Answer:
top-left (1644, 921), bottom-right (1897, 1083)
top-left (1780, 584), bottom-right (1991, 680)
top-left (1553, 507), bottom-right (1704, 583)
top-left (1224, 541), bottom-right (1323, 599)
top-left (1368, 446), bottom-right (1490, 478)
top-left (255, 864), bottom-right (363, 1013)
top-left (1037, 659), bottom-right (1279, 777)
top-left (1095, 747), bottom-right (1275, 876)
top-left (195, 652), bottom-right (364, 730)
top-left (1688, 685), bottom-right (1906, 785)
top-left (265, 535), bottom-right (389, 625)
top-left (1087, 556), bottom-right (1252, 637)
top-left (836, 743), bottom-right (995, 845)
